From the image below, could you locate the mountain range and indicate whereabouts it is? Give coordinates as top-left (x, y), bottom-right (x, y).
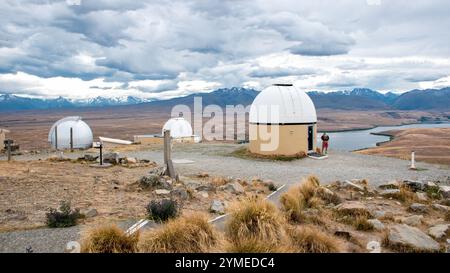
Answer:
top-left (0, 87), bottom-right (449, 112)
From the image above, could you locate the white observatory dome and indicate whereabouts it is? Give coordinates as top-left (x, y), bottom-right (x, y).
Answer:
top-left (48, 116), bottom-right (93, 149)
top-left (249, 84), bottom-right (317, 124)
top-left (162, 117), bottom-right (193, 138)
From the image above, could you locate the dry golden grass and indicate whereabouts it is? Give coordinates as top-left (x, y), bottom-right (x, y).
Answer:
top-left (358, 128), bottom-right (450, 165)
top-left (353, 216), bottom-right (375, 231)
top-left (384, 184), bottom-right (417, 204)
top-left (139, 213), bottom-right (219, 253)
top-left (287, 225), bottom-right (342, 253)
top-left (225, 197), bottom-right (287, 253)
top-left (280, 175), bottom-right (325, 222)
top-left (211, 176), bottom-right (229, 187)
top-left (80, 225), bottom-right (139, 253)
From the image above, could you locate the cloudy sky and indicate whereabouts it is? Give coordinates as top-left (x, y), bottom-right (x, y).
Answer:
top-left (1, 0), bottom-right (450, 100)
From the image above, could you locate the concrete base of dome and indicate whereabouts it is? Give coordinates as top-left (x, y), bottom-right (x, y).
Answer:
top-left (249, 123), bottom-right (317, 156)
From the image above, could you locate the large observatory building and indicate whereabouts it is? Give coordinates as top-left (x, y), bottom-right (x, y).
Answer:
top-left (249, 84), bottom-right (317, 156)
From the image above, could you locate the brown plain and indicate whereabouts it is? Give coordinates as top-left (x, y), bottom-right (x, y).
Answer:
top-left (357, 128), bottom-right (450, 165)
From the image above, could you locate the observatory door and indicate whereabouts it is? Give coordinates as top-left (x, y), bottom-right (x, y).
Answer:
top-left (307, 125), bottom-right (314, 151)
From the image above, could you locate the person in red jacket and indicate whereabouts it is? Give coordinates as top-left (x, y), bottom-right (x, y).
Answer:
top-left (321, 132), bottom-right (330, 155)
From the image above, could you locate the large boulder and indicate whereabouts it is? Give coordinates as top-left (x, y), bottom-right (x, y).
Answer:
top-left (432, 204), bottom-right (450, 212)
top-left (367, 219), bottom-right (385, 231)
top-left (387, 224), bottom-right (440, 252)
top-left (210, 200), bottom-right (225, 214)
top-left (401, 215), bottom-right (424, 226)
top-left (428, 224), bottom-right (449, 240)
top-left (440, 186), bottom-right (450, 199)
top-left (171, 188), bottom-right (189, 200)
top-left (409, 203), bottom-right (428, 213)
top-left (103, 152), bottom-right (120, 164)
top-left (139, 174), bottom-right (171, 189)
top-left (334, 201), bottom-right (370, 217)
top-left (403, 180), bottom-right (425, 191)
top-left (341, 180), bottom-right (365, 191)
top-left (222, 182), bottom-right (245, 194)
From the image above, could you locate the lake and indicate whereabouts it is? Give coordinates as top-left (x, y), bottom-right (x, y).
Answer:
top-left (319, 123), bottom-right (450, 152)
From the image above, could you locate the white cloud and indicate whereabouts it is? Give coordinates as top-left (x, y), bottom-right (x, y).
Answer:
top-left (0, 0), bottom-right (449, 99)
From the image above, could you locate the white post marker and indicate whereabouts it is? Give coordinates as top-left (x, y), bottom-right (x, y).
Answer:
top-left (410, 151), bottom-right (416, 170)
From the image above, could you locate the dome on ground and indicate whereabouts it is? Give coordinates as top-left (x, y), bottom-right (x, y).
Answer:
top-left (249, 84), bottom-right (317, 124)
top-left (48, 116), bottom-right (93, 149)
top-left (162, 117), bottom-right (193, 138)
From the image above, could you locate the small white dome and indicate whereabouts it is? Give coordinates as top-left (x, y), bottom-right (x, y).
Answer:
top-left (48, 116), bottom-right (93, 149)
top-left (249, 84), bottom-right (317, 124)
top-left (162, 118), bottom-right (193, 138)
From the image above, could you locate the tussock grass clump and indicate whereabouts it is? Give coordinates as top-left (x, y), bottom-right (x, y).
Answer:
top-left (139, 213), bottom-right (219, 253)
top-left (388, 185), bottom-right (417, 203)
top-left (46, 201), bottom-right (83, 228)
top-left (81, 225), bottom-right (138, 253)
top-left (211, 176), bottom-right (229, 187)
top-left (225, 197), bottom-right (287, 252)
top-left (353, 216), bottom-right (375, 231)
top-left (280, 176), bottom-right (325, 222)
top-left (287, 226), bottom-right (342, 253)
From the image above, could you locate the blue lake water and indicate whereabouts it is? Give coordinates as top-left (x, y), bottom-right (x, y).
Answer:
top-left (319, 123), bottom-right (450, 151)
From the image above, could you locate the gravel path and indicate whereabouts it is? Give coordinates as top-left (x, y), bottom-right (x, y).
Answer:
top-left (127, 143), bottom-right (450, 187)
top-left (0, 143), bottom-right (448, 253)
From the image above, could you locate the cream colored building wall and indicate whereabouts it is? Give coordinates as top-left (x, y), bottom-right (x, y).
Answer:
top-left (249, 124), bottom-right (317, 155)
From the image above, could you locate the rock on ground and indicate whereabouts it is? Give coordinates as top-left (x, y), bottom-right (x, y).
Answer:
top-left (387, 224), bottom-right (440, 252)
top-left (334, 201), bottom-right (370, 216)
top-left (222, 182), bottom-right (245, 194)
top-left (428, 224), bottom-right (449, 240)
top-left (440, 186), bottom-right (450, 199)
top-left (154, 189), bottom-right (171, 196)
top-left (210, 200), bottom-right (225, 214)
top-left (103, 152), bottom-right (120, 164)
top-left (367, 219), bottom-right (385, 231)
top-left (409, 203), bottom-right (428, 213)
top-left (401, 215), bottom-right (424, 226)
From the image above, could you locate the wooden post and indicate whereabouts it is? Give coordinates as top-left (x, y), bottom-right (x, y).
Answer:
top-left (70, 127), bottom-right (74, 152)
top-left (163, 130), bottom-right (176, 179)
top-left (55, 125), bottom-right (58, 150)
top-left (99, 143), bottom-right (103, 166)
top-left (6, 140), bottom-right (11, 162)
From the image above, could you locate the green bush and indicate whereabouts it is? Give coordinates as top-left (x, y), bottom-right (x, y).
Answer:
top-left (46, 201), bottom-right (83, 228)
top-left (147, 198), bottom-right (178, 222)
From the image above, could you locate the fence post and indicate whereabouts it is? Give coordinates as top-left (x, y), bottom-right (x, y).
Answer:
top-left (164, 130), bottom-right (176, 179)
top-left (70, 127), bottom-right (74, 152)
top-left (6, 140), bottom-right (11, 162)
top-left (410, 151), bottom-right (416, 170)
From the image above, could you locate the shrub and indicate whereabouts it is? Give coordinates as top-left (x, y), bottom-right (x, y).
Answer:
top-left (81, 225), bottom-right (138, 253)
top-left (146, 198), bottom-right (178, 222)
top-left (287, 226), bottom-right (342, 253)
top-left (139, 213), bottom-right (219, 253)
top-left (280, 176), bottom-right (324, 222)
top-left (266, 182), bottom-right (278, 192)
top-left (225, 197), bottom-right (286, 252)
top-left (46, 201), bottom-right (83, 228)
